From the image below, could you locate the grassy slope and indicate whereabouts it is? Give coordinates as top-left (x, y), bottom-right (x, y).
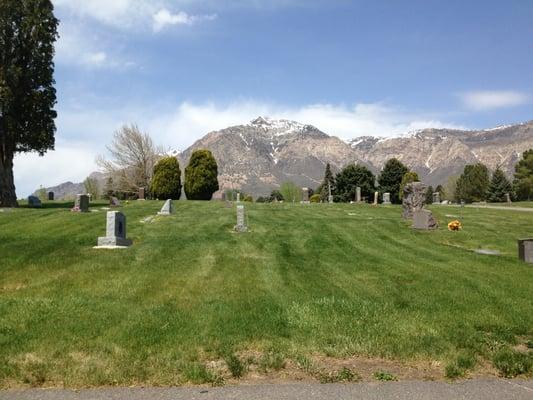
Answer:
top-left (0, 201), bottom-right (532, 386)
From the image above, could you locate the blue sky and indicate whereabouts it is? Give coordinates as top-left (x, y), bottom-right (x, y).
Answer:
top-left (14, 0), bottom-right (533, 196)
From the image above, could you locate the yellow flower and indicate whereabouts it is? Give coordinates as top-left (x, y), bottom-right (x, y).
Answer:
top-left (448, 220), bottom-right (462, 231)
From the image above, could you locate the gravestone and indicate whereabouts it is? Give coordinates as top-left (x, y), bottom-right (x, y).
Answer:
top-left (302, 187), bottom-right (310, 203)
top-left (236, 193), bottom-right (241, 203)
top-left (234, 205), bottom-right (248, 232)
top-left (383, 192), bottom-right (391, 205)
top-left (328, 195), bottom-right (334, 204)
top-left (433, 192), bottom-right (441, 204)
top-left (158, 199), bottom-right (173, 215)
top-left (412, 209), bottom-right (438, 230)
top-left (373, 191), bottom-right (378, 206)
top-left (356, 187), bottom-right (362, 202)
top-left (221, 192), bottom-right (226, 201)
top-left (96, 211), bottom-right (132, 247)
top-left (138, 188), bottom-right (145, 200)
top-left (460, 200), bottom-right (465, 208)
top-left (110, 196), bottom-right (121, 207)
top-left (518, 239), bottom-right (533, 264)
top-left (402, 182), bottom-right (427, 219)
top-left (27, 196), bottom-right (42, 208)
top-left (74, 194), bottom-right (90, 212)
top-left (505, 193), bottom-right (511, 205)
top-left (48, 192), bottom-right (54, 201)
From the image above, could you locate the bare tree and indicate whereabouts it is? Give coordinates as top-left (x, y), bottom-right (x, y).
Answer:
top-left (98, 124), bottom-right (162, 194)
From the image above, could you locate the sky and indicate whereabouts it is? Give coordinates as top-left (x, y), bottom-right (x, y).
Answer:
top-left (13, 0), bottom-right (533, 196)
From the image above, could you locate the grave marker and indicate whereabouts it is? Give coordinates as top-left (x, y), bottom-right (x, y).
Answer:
top-left (158, 199), bottom-right (173, 215)
top-left (27, 196), bottom-right (42, 208)
top-left (383, 192), bottom-right (391, 205)
top-left (356, 187), bottom-right (362, 202)
top-left (412, 209), bottom-right (438, 230)
top-left (48, 192), bottom-right (54, 201)
top-left (73, 194), bottom-right (90, 212)
top-left (433, 192), bottom-right (441, 205)
top-left (302, 187), bottom-right (310, 203)
top-left (234, 205), bottom-right (248, 232)
top-left (96, 211), bottom-right (132, 247)
top-left (518, 239), bottom-right (533, 264)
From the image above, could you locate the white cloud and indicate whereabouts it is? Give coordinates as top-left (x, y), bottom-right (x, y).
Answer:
top-left (14, 144), bottom-right (99, 198)
top-left (55, 23), bottom-right (134, 69)
top-left (460, 90), bottom-right (529, 111)
top-left (12, 99), bottom-right (462, 196)
top-left (53, 0), bottom-right (217, 32)
top-left (153, 9), bottom-right (217, 32)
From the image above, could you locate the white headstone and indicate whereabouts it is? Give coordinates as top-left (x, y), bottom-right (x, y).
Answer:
top-left (383, 192), bottom-right (391, 204)
top-left (234, 205), bottom-right (247, 232)
top-left (356, 187), bottom-right (362, 202)
top-left (432, 192), bottom-right (441, 205)
top-left (236, 192), bottom-right (241, 203)
top-left (373, 191), bottom-right (378, 206)
top-left (302, 187), bottom-right (310, 203)
top-left (158, 199), bottom-right (173, 215)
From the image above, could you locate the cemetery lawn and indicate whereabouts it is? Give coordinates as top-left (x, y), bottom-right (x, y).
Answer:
top-left (0, 201), bottom-right (532, 388)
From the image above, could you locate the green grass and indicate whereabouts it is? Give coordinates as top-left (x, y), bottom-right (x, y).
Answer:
top-left (0, 200), bottom-right (532, 387)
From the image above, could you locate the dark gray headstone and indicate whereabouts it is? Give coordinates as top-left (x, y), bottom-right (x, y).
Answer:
top-left (518, 239), bottom-right (533, 264)
top-left (138, 188), bottom-right (145, 200)
top-left (48, 192), bottom-right (54, 201)
top-left (28, 196), bottom-right (42, 208)
top-left (97, 211), bottom-right (132, 247)
top-left (74, 194), bottom-right (89, 212)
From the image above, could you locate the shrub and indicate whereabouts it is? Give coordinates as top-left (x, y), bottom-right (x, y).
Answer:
top-left (269, 190), bottom-right (284, 202)
top-left (259, 351), bottom-right (285, 372)
top-left (150, 157), bottom-right (182, 200)
top-left (493, 348), bottom-right (532, 378)
top-left (243, 195), bottom-right (253, 202)
top-left (184, 150), bottom-right (219, 200)
top-left (310, 194), bottom-right (321, 203)
top-left (256, 196), bottom-right (267, 203)
top-left (445, 362), bottom-right (464, 379)
top-left (455, 163), bottom-right (490, 203)
top-left (487, 167), bottom-right (513, 202)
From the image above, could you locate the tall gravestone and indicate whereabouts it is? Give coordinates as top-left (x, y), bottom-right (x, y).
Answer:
top-left (97, 211), bottom-right (132, 247)
top-left (402, 182), bottom-right (427, 219)
top-left (74, 194), bottom-right (89, 212)
top-left (236, 193), bottom-right (241, 203)
top-left (373, 191), bottom-right (378, 206)
top-left (383, 193), bottom-right (391, 205)
top-left (234, 205), bottom-right (248, 232)
top-left (518, 239), bottom-right (533, 264)
top-left (27, 196), bottom-right (42, 208)
top-left (302, 187), bottom-right (310, 203)
top-left (412, 209), bottom-right (438, 230)
top-left (138, 188), bottom-right (145, 200)
top-left (356, 187), bottom-right (362, 202)
top-left (48, 192), bottom-right (54, 201)
top-left (158, 199), bottom-right (173, 215)
top-left (506, 193), bottom-right (511, 205)
top-left (433, 192), bottom-right (441, 205)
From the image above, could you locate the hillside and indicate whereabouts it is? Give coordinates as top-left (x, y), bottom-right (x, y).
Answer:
top-left (0, 201), bottom-right (532, 387)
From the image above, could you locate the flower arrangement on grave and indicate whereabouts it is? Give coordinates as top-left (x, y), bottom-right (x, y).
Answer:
top-left (448, 220), bottom-right (462, 231)
top-left (71, 206), bottom-right (80, 212)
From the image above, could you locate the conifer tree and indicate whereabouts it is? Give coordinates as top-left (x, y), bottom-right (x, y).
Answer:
top-left (184, 150), bottom-right (219, 200)
top-left (0, 0), bottom-right (59, 206)
top-left (319, 162), bottom-right (336, 202)
top-left (487, 167), bottom-right (512, 202)
top-left (513, 149), bottom-right (533, 201)
top-left (378, 158), bottom-right (409, 204)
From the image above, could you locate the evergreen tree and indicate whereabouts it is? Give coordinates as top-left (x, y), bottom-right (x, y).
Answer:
top-left (378, 158), bottom-right (409, 204)
top-left (0, 0), bottom-right (59, 207)
top-left (334, 164), bottom-right (375, 203)
top-left (269, 190), bottom-right (284, 202)
top-left (513, 149), bottom-right (533, 201)
top-left (399, 171), bottom-right (420, 200)
top-left (151, 157), bottom-right (182, 200)
top-left (455, 163), bottom-right (490, 203)
top-left (435, 184), bottom-right (445, 199)
top-left (487, 167), bottom-right (512, 202)
top-left (425, 185), bottom-right (434, 204)
top-left (184, 150), bottom-right (219, 200)
top-left (319, 162), bottom-right (335, 202)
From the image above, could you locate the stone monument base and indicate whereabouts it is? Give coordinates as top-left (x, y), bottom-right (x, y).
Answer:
top-left (412, 209), bottom-right (438, 230)
top-left (97, 236), bottom-right (132, 247)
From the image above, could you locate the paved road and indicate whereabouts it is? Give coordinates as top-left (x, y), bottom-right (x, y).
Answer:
top-left (1, 380), bottom-right (532, 400)
top-left (463, 205), bottom-right (533, 212)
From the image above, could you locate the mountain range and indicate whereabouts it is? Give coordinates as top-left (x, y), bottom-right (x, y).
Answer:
top-left (38, 117), bottom-right (533, 199)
